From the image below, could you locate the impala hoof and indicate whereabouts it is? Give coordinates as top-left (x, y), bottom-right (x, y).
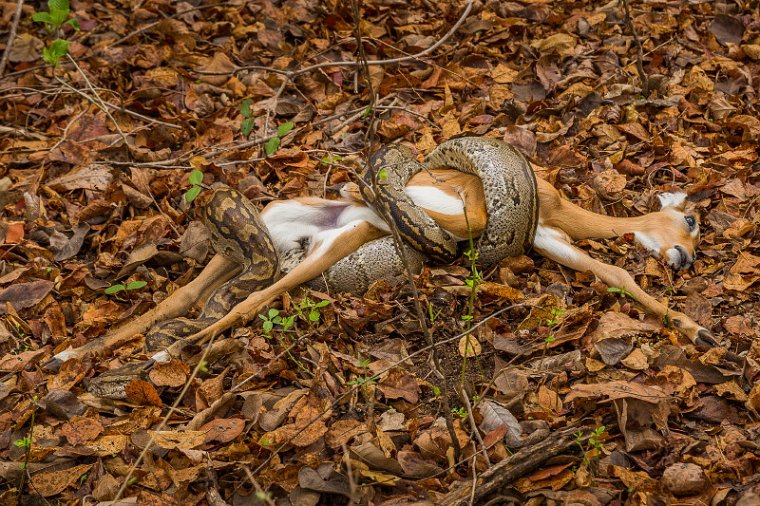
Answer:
top-left (44, 347), bottom-right (79, 372)
top-left (43, 357), bottom-right (63, 373)
top-left (694, 329), bottom-right (720, 349)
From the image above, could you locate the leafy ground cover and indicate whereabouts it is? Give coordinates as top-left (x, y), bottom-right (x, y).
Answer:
top-left (0, 0), bottom-right (759, 504)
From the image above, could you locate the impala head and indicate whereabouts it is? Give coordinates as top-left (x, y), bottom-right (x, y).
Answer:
top-left (634, 192), bottom-right (700, 270)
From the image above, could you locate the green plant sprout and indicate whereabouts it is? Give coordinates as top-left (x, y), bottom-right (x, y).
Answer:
top-left (461, 244), bottom-right (482, 322)
top-left (544, 308), bottom-right (565, 327)
top-left (185, 169), bottom-right (204, 204)
top-left (428, 302), bottom-right (443, 323)
top-left (14, 436), bottom-right (32, 449)
top-left (259, 308), bottom-right (296, 336)
top-left (32, 0), bottom-right (80, 66)
top-left (347, 375), bottom-right (378, 387)
top-left (607, 286), bottom-right (632, 298)
top-left (293, 297), bottom-right (330, 324)
top-left (264, 121), bottom-right (295, 156)
top-left (451, 406), bottom-right (467, 419)
top-left (575, 425), bottom-right (606, 466)
top-left (240, 99), bottom-right (254, 138)
top-left (105, 280), bottom-right (147, 295)
top-left (320, 154), bottom-right (343, 165)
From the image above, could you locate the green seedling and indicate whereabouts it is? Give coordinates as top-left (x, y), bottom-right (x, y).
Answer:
top-left (240, 99), bottom-right (254, 138)
top-left (264, 121), bottom-right (295, 156)
top-left (607, 286), bottom-right (632, 298)
top-left (293, 297), bottom-right (330, 324)
top-left (259, 308), bottom-right (295, 336)
top-left (451, 406), bottom-right (467, 419)
top-left (185, 169), bottom-right (204, 204)
top-left (32, 0), bottom-right (79, 66)
top-left (105, 280), bottom-right (147, 295)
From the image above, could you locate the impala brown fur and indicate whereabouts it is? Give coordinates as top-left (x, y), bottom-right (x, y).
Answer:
top-left (49, 159), bottom-right (715, 369)
top-left (169, 167), bottom-right (714, 354)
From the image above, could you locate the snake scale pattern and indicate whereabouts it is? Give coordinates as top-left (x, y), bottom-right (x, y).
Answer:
top-left (146, 137), bottom-right (538, 349)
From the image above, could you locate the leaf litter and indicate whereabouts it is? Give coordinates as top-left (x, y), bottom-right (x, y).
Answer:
top-left (0, 0), bottom-right (759, 504)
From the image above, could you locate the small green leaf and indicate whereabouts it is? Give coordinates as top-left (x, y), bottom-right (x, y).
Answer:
top-left (240, 99), bottom-right (253, 118)
top-left (184, 185), bottom-right (202, 204)
top-left (49, 0), bottom-right (70, 12)
top-left (268, 308), bottom-right (279, 319)
top-left (105, 284), bottom-right (125, 295)
top-left (42, 39), bottom-right (69, 65)
top-left (32, 12), bottom-right (53, 23)
top-left (64, 18), bottom-right (79, 31)
top-left (276, 121), bottom-right (294, 137)
top-left (315, 300), bottom-right (330, 308)
top-left (50, 8), bottom-right (68, 26)
top-left (308, 310), bottom-right (320, 322)
top-left (125, 280), bottom-right (147, 291)
top-left (264, 136), bottom-right (280, 156)
top-left (188, 169), bottom-right (204, 186)
top-left (241, 118), bottom-right (254, 138)
top-left (262, 321), bottom-right (273, 333)
top-left (377, 168), bottom-right (388, 181)
top-left (320, 155), bottom-right (342, 164)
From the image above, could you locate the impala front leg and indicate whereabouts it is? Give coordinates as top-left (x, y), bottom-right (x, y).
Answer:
top-left (533, 225), bottom-right (718, 349)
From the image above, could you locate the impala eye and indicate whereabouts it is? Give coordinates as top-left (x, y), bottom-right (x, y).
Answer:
top-left (685, 216), bottom-right (697, 231)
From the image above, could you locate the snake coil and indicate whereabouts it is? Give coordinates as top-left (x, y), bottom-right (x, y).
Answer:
top-left (319, 137), bottom-right (539, 293)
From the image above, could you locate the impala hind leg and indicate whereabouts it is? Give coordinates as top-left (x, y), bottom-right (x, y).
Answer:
top-left (532, 225), bottom-right (718, 348)
top-left (46, 254), bottom-right (240, 370)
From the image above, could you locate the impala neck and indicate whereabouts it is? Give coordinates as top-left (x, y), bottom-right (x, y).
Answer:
top-left (549, 206), bottom-right (655, 241)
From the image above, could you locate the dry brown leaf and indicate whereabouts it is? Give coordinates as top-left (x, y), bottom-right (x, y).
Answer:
top-left (59, 415), bottom-right (104, 445)
top-left (125, 380), bottom-right (163, 407)
top-left (29, 464), bottom-right (93, 497)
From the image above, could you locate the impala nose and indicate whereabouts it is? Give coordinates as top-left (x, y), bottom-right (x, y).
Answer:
top-left (674, 245), bottom-right (692, 270)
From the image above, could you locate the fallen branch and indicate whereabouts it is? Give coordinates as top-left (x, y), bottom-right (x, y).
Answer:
top-left (621, 0), bottom-right (650, 94)
top-left (439, 425), bottom-right (592, 506)
top-left (196, 0), bottom-right (474, 80)
top-left (0, 0), bottom-right (24, 77)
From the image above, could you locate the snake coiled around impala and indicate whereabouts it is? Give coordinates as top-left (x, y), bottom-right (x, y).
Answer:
top-left (89, 137), bottom-right (538, 397)
top-left (154, 137), bottom-right (537, 349)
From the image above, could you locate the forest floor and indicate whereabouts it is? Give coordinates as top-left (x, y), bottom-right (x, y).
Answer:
top-left (1, 0), bottom-right (759, 504)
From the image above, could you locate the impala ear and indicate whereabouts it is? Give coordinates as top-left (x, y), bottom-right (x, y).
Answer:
top-left (657, 192), bottom-right (688, 211)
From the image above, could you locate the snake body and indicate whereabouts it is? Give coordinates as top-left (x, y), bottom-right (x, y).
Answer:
top-left (145, 187), bottom-right (279, 351)
top-left (146, 137), bottom-right (538, 347)
top-left (89, 137), bottom-right (538, 397)
top-left (362, 137), bottom-right (538, 267)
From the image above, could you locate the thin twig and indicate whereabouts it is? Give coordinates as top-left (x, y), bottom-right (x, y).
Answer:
top-left (0, 125), bottom-right (48, 140)
top-left (0, 0), bottom-right (24, 77)
top-left (621, 0), bottom-right (650, 94)
top-left (63, 55), bottom-right (130, 145)
top-left (198, 0), bottom-right (474, 80)
top-left (461, 389), bottom-right (491, 467)
top-left (112, 331), bottom-right (219, 502)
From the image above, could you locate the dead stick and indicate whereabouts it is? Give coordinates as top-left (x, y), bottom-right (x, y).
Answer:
top-left (0, 0), bottom-right (24, 77)
top-left (439, 425), bottom-right (592, 506)
top-left (621, 0), bottom-right (650, 94)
